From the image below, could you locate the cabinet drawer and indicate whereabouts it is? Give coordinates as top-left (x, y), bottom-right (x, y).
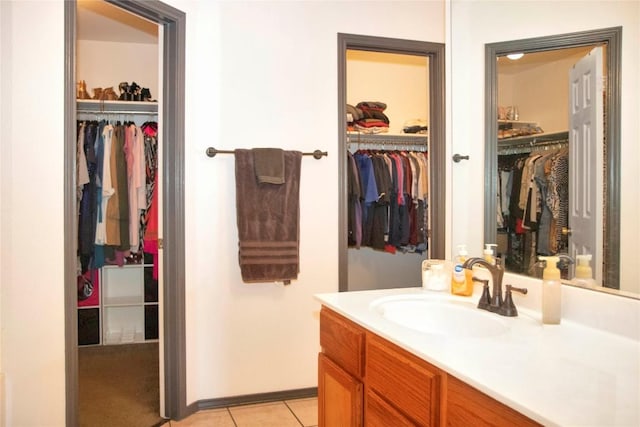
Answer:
top-left (366, 389), bottom-right (417, 427)
top-left (320, 308), bottom-right (365, 379)
top-left (366, 332), bottom-right (440, 426)
top-left (446, 375), bottom-right (541, 427)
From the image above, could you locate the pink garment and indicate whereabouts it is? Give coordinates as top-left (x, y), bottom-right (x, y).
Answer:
top-left (143, 173), bottom-right (159, 279)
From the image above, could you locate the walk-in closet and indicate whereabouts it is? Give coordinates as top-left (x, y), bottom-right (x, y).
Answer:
top-left (495, 45), bottom-right (601, 278)
top-left (74, 1), bottom-right (163, 425)
top-left (340, 35), bottom-right (445, 292)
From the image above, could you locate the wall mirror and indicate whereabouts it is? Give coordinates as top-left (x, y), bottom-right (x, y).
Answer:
top-left (484, 27), bottom-right (621, 290)
top-left (337, 33), bottom-right (445, 292)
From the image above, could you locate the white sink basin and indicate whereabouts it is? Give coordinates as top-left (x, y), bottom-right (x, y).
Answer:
top-left (370, 294), bottom-right (510, 338)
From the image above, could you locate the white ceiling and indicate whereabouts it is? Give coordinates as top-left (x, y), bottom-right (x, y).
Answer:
top-left (77, 0), bottom-right (158, 44)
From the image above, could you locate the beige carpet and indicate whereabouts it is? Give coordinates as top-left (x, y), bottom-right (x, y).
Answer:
top-left (78, 342), bottom-right (167, 427)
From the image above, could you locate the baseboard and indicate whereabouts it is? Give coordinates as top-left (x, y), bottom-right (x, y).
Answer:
top-left (196, 387), bottom-right (318, 411)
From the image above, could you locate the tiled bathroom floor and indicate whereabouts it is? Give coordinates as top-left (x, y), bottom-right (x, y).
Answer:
top-left (169, 397), bottom-right (318, 427)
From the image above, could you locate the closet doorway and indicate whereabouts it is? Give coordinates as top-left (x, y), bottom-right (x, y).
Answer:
top-left (64, 0), bottom-right (186, 424)
top-left (337, 34), bottom-right (445, 292)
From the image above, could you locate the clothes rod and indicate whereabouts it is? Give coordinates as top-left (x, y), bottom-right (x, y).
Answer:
top-left (205, 147), bottom-right (328, 160)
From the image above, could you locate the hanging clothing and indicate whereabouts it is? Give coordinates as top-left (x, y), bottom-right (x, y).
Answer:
top-left (76, 120), bottom-right (158, 274)
top-left (347, 148), bottom-right (429, 255)
top-left (497, 146), bottom-right (568, 273)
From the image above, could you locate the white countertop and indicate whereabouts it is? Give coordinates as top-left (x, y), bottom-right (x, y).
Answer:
top-left (315, 287), bottom-right (640, 427)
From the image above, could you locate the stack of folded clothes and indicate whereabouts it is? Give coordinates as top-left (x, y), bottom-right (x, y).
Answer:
top-left (402, 119), bottom-right (428, 134)
top-left (347, 101), bottom-right (390, 134)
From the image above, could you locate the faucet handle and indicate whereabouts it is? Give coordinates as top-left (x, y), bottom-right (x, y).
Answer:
top-left (472, 277), bottom-right (491, 310)
top-left (507, 285), bottom-right (528, 295)
top-left (499, 285), bottom-right (528, 317)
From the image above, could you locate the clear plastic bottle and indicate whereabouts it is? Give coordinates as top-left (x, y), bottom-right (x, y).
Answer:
top-left (451, 245), bottom-right (473, 296)
top-left (539, 256), bottom-right (561, 325)
top-left (573, 254), bottom-right (597, 287)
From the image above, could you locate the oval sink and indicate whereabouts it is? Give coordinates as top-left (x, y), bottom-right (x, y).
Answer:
top-left (370, 295), bottom-right (509, 338)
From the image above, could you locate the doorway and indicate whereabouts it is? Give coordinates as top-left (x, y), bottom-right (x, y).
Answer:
top-left (64, 0), bottom-right (187, 424)
top-left (337, 34), bottom-right (446, 292)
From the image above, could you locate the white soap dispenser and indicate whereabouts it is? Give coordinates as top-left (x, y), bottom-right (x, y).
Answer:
top-left (483, 244), bottom-right (498, 265)
top-left (573, 254), bottom-right (597, 287)
top-left (539, 256), bottom-right (561, 325)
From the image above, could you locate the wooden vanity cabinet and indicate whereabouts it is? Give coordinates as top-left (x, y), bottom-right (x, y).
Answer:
top-left (445, 375), bottom-right (541, 427)
top-left (366, 332), bottom-right (440, 426)
top-left (318, 308), bottom-right (365, 426)
top-left (319, 306), bottom-right (542, 427)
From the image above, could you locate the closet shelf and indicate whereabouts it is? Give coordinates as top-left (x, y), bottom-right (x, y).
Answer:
top-left (347, 131), bottom-right (428, 147)
top-left (77, 99), bottom-right (158, 115)
top-left (498, 119), bottom-right (537, 125)
top-left (498, 130), bottom-right (569, 147)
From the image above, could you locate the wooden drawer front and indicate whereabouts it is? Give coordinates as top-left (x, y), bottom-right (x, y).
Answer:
top-left (320, 308), bottom-right (365, 379)
top-left (366, 333), bottom-right (440, 426)
top-left (366, 389), bottom-right (417, 427)
top-left (446, 375), bottom-right (542, 427)
top-left (318, 353), bottom-right (363, 427)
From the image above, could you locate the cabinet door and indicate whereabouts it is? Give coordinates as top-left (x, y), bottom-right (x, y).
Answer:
top-left (365, 389), bottom-right (417, 427)
top-left (318, 353), bottom-right (363, 427)
top-left (446, 375), bottom-right (541, 427)
top-left (366, 333), bottom-right (440, 426)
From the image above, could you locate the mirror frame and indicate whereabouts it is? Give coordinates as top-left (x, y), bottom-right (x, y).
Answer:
top-left (337, 33), bottom-right (446, 292)
top-left (483, 27), bottom-right (622, 289)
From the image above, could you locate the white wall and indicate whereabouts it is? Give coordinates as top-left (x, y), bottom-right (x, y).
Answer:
top-left (0, 1), bottom-right (66, 426)
top-left (450, 0), bottom-right (639, 294)
top-left (77, 40), bottom-right (159, 99)
top-left (347, 51), bottom-right (429, 133)
top-left (168, 0), bottom-right (445, 405)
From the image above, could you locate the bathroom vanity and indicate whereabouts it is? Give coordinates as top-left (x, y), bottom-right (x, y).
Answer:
top-left (316, 287), bottom-right (639, 426)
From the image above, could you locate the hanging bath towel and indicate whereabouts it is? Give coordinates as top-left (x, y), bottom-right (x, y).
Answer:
top-left (234, 148), bottom-right (302, 284)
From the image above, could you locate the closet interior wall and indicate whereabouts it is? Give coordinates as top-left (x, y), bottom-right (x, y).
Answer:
top-left (346, 50), bottom-right (431, 291)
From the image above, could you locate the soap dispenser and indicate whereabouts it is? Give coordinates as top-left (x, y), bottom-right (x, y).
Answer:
top-left (483, 244), bottom-right (498, 265)
top-left (451, 244), bottom-right (473, 296)
top-left (573, 254), bottom-right (597, 287)
top-left (539, 256), bottom-right (561, 325)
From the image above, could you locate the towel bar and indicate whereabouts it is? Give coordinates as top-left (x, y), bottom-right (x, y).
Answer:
top-left (205, 147), bottom-right (327, 160)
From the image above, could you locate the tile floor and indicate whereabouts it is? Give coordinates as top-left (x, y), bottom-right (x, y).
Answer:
top-left (169, 397), bottom-right (318, 427)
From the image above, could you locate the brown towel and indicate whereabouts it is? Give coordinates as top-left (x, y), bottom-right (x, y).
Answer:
top-left (253, 148), bottom-right (285, 184)
top-left (235, 149), bottom-right (302, 283)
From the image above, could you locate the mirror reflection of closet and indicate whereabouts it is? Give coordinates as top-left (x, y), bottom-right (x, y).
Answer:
top-left (338, 34), bottom-right (445, 292)
top-left (496, 45), bottom-right (603, 280)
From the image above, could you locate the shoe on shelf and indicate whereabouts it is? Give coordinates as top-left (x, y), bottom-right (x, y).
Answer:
top-left (101, 87), bottom-right (118, 101)
top-left (141, 88), bottom-right (153, 102)
top-left (92, 88), bottom-right (103, 100)
top-left (77, 80), bottom-right (91, 99)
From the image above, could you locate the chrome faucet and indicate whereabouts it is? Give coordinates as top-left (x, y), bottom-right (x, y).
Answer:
top-left (462, 257), bottom-right (528, 317)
